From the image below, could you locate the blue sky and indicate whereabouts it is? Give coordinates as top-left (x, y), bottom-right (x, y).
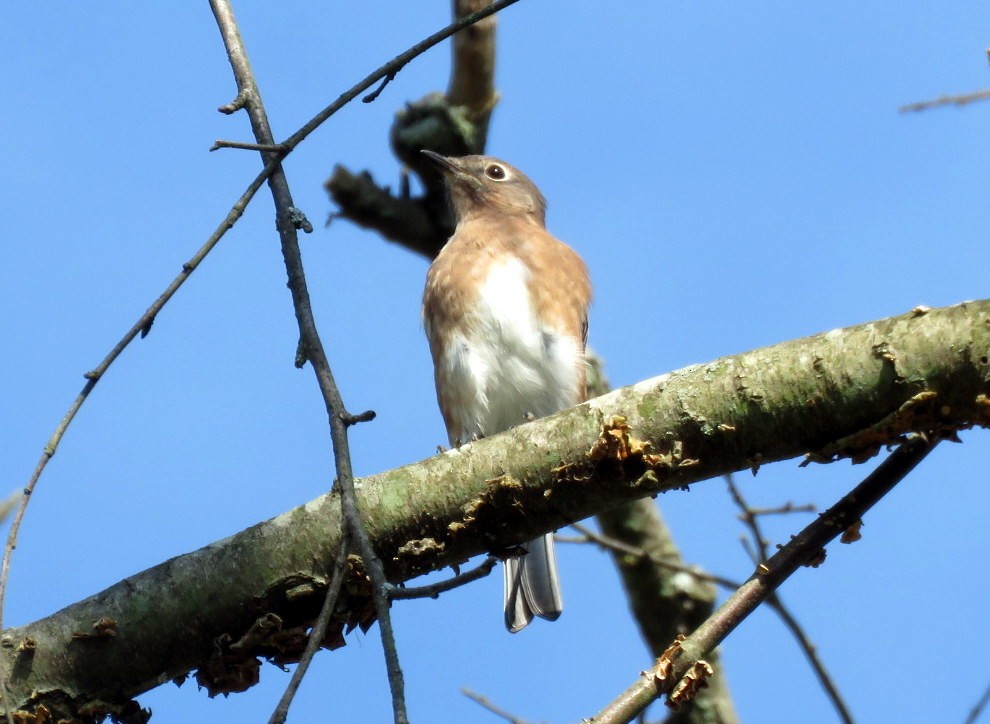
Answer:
top-left (2, 3), bottom-right (989, 722)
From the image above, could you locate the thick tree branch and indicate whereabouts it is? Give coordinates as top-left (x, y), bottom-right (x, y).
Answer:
top-left (3, 300), bottom-right (988, 720)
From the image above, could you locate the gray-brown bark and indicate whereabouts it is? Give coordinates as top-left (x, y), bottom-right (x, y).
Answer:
top-left (4, 300), bottom-right (988, 720)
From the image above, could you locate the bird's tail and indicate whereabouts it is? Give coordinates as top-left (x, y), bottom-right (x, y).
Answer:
top-left (503, 533), bottom-right (563, 633)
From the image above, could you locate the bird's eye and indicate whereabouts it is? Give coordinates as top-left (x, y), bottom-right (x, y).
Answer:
top-left (485, 164), bottom-right (506, 180)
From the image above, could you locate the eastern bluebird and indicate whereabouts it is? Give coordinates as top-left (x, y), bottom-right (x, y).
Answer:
top-left (421, 151), bottom-right (592, 632)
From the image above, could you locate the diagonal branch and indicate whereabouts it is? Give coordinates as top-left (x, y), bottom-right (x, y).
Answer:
top-left (586, 356), bottom-right (739, 724)
top-left (899, 88), bottom-right (990, 113)
top-left (267, 529), bottom-right (350, 724)
top-left (726, 476), bottom-right (853, 724)
top-left (590, 434), bottom-right (937, 723)
top-left (1, 300), bottom-right (988, 720)
top-left (594, 503), bottom-right (739, 724)
top-left (0, 125), bottom-right (288, 644)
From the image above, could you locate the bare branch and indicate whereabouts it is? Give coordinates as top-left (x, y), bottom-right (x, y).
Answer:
top-left (587, 505), bottom-right (739, 724)
top-left (284, 0), bottom-right (521, 155)
top-left (0, 127), bottom-right (287, 645)
top-left (899, 88), bottom-right (990, 113)
top-left (964, 678), bottom-right (990, 724)
top-left (1, 2), bottom-right (528, 720)
top-left (747, 502), bottom-right (816, 517)
top-left (568, 516), bottom-right (857, 722)
top-left (390, 557), bottom-right (498, 600)
top-left (211, 139), bottom-right (287, 153)
top-left (7, 0), bottom-right (510, 662)
top-left (564, 523), bottom-right (741, 594)
top-left (325, 165), bottom-right (445, 258)
top-left (461, 688), bottom-right (542, 724)
top-left (726, 476), bottom-right (853, 724)
top-left (591, 434), bottom-right (937, 723)
top-left (209, 1), bottom-right (405, 721)
top-left (767, 593), bottom-right (853, 724)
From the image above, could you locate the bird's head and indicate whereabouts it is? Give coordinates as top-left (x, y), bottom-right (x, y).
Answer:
top-left (421, 151), bottom-right (547, 226)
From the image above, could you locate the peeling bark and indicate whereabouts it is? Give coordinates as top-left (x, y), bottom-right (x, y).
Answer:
top-left (4, 300), bottom-right (989, 720)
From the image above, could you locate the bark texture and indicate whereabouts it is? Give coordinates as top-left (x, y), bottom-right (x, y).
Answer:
top-left (4, 300), bottom-right (988, 720)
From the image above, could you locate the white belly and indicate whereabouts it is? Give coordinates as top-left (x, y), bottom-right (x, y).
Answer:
top-left (438, 256), bottom-right (582, 445)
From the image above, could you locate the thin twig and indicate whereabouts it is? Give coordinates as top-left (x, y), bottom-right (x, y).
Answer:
top-left (275, 0), bottom-right (521, 157)
top-left (899, 88), bottom-right (990, 113)
top-left (591, 434), bottom-right (937, 723)
top-left (725, 475), bottom-right (771, 562)
top-left (5, 0), bottom-right (524, 626)
top-left (362, 72), bottom-right (396, 103)
top-left (328, 0), bottom-right (506, 260)
top-left (767, 593), bottom-right (853, 724)
top-left (964, 678), bottom-right (990, 724)
top-left (341, 409), bottom-right (377, 426)
top-left (390, 557), bottom-right (498, 600)
top-left (747, 502), bottom-right (816, 517)
top-left (0, 138), bottom-right (285, 639)
top-left (564, 523), bottom-right (741, 591)
top-left (211, 5), bottom-right (527, 717)
top-left (461, 688), bottom-right (541, 724)
top-left (726, 475), bottom-right (853, 724)
top-left (211, 139), bottom-right (288, 153)
top-left (268, 532), bottom-right (351, 724)
top-left (568, 521), bottom-right (846, 722)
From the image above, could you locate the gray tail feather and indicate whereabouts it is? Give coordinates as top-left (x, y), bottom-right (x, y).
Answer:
top-left (503, 533), bottom-right (563, 633)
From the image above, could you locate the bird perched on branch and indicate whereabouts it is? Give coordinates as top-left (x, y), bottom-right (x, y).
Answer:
top-left (421, 151), bottom-right (592, 632)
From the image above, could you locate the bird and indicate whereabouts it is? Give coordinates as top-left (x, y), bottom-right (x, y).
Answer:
top-left (421, 151), bottom-right (592, 632)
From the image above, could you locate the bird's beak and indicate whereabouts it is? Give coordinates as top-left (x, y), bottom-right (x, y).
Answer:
top-left (421, 149), bottom-right (461, 176)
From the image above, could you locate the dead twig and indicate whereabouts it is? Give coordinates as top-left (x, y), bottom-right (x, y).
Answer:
top-left (461, 687), bottom-right (542, 724)
top-left (563, 523), bottom-right (740, 592)
top-left (747, 502), bottom-right (816, 517)
top-left (899, 88), bottom-right (990, 113)
top-left (591, 434), bottom-right (937, 723)
top-left (726, 475), bottom-right (853, 724)
top-left (390, 557), bottom-right (497, 600)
